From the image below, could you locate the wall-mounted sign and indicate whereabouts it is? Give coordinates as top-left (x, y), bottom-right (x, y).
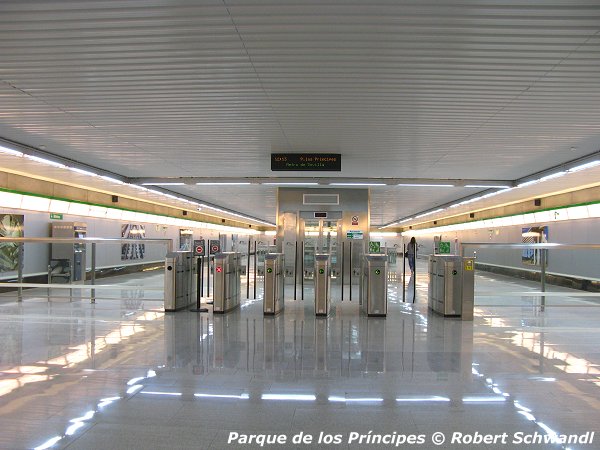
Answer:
top-left (346, 230), bottom-right (363, 240)
top-left (351, 215), bottom-right (359, 226)
top-left (271, 153), bottom-right (341, 171)
top-left (209, 239), bottom-right (221, 255)
top-left (193, 239), bottom-right (206, 257)
top-left (438, 241), bottom-right (451, 254)
top-left (50, 213), bottom-right (63, 220)
top-left (369, 241), bottom-right (381, 253)
top-left (521, 226), bottom-right (549, 266)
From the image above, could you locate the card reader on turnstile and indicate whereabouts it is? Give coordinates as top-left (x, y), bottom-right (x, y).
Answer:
top-left (264, 253), bottom-right (284, 315)
top-left (314, 254), bottom-right (331, 316)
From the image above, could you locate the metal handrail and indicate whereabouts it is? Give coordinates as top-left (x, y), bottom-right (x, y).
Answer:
top-left (459, 241), bottom-right (600, 311)
top-left (0, 236), bottom-right (173, 302)
top-left (0, 237), bottom-right (173, 250)
top-left (460, 242), bottom-right (600, 254)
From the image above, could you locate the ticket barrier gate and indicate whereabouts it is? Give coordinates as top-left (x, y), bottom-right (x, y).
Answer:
top-left (314, 254), bottom-right (331, 316)
top-left (164, 251), bottom-right (196, 312)
top-left (264, 253), bottom-right (284, 315)
top-left (428, 255), bottom-right (475, 320)
top-left (213, 252), bottom-right (242, 314)
top-left (360, 254), bottom-right (388, 317)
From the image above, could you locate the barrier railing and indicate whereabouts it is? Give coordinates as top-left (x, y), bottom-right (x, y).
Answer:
top-left (0, 237), bottom-right (173, 302)
top-left (460, 242), bottom-right (600, 310)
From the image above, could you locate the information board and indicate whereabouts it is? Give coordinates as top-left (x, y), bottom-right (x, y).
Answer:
top-left (271, 153), bottom-right (341, 171)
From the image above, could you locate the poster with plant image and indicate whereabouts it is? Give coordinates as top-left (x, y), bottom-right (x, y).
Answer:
top-left (121, 224), bottom-right (146, 260)
top-left (0, 214), bottom-right (24, 272)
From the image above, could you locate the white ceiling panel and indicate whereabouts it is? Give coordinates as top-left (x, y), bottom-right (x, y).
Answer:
top-left (1, 0), bottom-right (600, 226)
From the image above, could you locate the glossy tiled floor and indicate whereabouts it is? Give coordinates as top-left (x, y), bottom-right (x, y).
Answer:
top-left (1, 261), bottom-right (599, 449)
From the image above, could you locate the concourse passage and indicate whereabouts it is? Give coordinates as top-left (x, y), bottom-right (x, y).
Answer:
top-left (0, 265), bottom-right (599, 450)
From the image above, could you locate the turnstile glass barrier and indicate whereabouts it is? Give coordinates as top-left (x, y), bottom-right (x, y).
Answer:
top-left (360, 254), bottom-right (388, 317)
top-left (213, 252), bottom-right (242, 314)
top-left (428, 255), bottom-right (475, 320)
top-left (264, 253), bottom-right (284, 315)
top-left (314, 254), bottom-right (331, 316)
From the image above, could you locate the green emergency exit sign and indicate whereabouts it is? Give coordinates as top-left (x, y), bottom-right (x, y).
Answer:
top-left (50, 213), bottom-right (63, 220)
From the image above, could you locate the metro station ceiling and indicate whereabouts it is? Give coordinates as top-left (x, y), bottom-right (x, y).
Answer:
top-left (1, 0), bottom-right (600, 226)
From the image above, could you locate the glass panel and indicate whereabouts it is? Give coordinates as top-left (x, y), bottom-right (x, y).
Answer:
top-left (303, 220), bottom-right (319, 280)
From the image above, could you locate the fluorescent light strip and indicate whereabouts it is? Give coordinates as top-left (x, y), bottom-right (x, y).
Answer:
top-left (263, 182), bottom-right (319, 186)
top-left (34, 436), bottom-right (62, 450)
top-left (329, 183), bottom-right (386, 186)
top-left (0, 145), bottom-right (24, 157)
top-left (414, 208), bottom-right (444, 218)
top-left (198, 203), bottom-right (275, 226)
top-left (24, 155), bottom-right (66, 168)
top-left (0, 190), bottom-right (262, 234)
top-left (538, 171), bottom-right (567, 182)
top-left (194, 393), bottom-right (249, 399)
top-left (396, 396), bottom-right (450, 402)
top-left (141, 182), bottom-right (186, 186)
top-left (464, 184), bottom-right (511, 188)
top-left (403, 201), bottom-right (600, 237)
top-left (463, 396), bottom-right (506, 403)
top-left (126, 385), bottom-right (144, 394)
top-left (140, 391), bottom-right (182, 396)
top-left (328, 396), bottom-right (384, 403)
top-left (65, 422), bottom-right (85, 436)
top-left (568, 160), bottom-right (600, 172)
top-left (68, 167), bottom-right (97, 177)
top-left (397, 183), bottom-right (454, 187)
top-left (261, 394), bottom-right (316, 401)
top-left (99, 175), bottom-right (125, 184)
top-left (196, 182), bottom-right (251, 186)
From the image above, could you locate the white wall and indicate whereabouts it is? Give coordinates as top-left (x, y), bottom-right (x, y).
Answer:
top-left (406, 217), bottom-right (600, 280)
top-left (0, 208), bottom-right (225, 279)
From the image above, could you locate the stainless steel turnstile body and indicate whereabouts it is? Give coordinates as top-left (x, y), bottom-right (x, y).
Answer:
top-left (164, 251), bottom-right (196, 311)
top-left (314, 254), bottom-right (331, 316)
top-left (428, 255), bottom-right (475, 320)
top-left (264, 253), bottom-right (285, 315)
top-left (213, 252), bottom-right (241, 314)
top-left (360, 254), bottom-right (388, 317)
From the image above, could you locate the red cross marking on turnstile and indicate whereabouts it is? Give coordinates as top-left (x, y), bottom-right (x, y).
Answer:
top-left (216, 266), bottom-right (223, 273)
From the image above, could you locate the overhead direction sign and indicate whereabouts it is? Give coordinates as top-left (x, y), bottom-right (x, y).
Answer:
top-left (271, 153), bottom-right (341, 171)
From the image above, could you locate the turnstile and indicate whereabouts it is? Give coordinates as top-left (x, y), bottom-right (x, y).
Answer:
top-left (428, 255), bottom-right (475, 320)
top-left (213, 252), bottom-right (241, 313)
top-left (314, 254), bottom-right (331, 316)
top-left (264, 253), bottom-right (285, 315)
top-left (164, 251), bottom-right (196, 311)
top-left (360, 254), bottom-right (388, 317)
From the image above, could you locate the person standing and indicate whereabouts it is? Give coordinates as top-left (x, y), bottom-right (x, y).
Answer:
top-left (407, 237), bottom-right (417, 274)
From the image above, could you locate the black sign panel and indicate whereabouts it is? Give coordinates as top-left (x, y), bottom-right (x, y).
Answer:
top-left (209, 240), bottom-right (221, 255)
top-left (271, 153), bottom-right (341, 172)
top-left (193, 239), bottom-right (205, 257)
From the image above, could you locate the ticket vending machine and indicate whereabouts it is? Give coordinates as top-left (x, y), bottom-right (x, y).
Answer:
top-left (49, 222), bottom-right (87, 284)
top-left (314, 254), bottom-right (331, 316)
top-left (264, 253), bottom-right (285, 315)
